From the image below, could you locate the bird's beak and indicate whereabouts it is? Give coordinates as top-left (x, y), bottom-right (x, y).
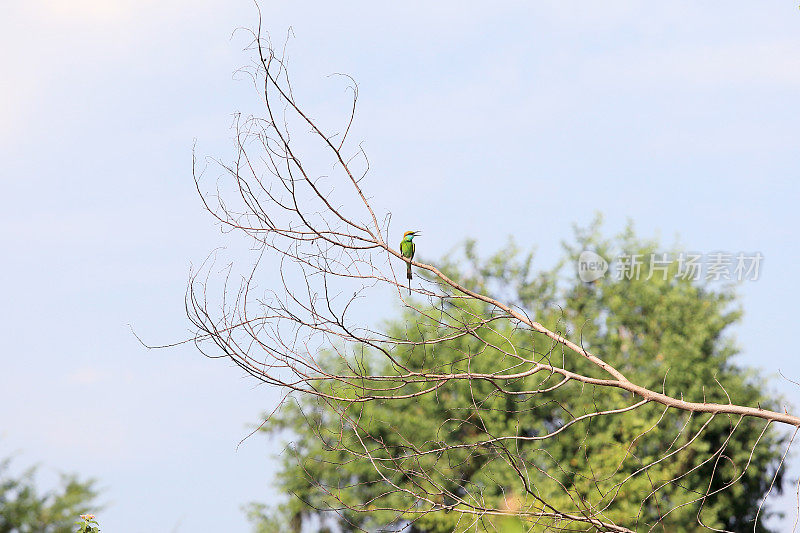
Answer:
top-left (412, 231), bottom-right (421, 236)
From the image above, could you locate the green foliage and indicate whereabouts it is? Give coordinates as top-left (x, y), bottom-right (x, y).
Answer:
top-left (0, 457), bottom-right (99, 533)
top-left (250, 222), bottom-right (788, 532)
top-left (243, 503), bottom-right (299, 533)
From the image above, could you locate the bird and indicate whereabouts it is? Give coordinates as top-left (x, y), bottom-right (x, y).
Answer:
top-left (399, 230), bottom-right (420, 294)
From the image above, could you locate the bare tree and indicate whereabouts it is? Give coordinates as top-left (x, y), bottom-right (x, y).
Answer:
top-left (176, 22), bottom-right (798, 533)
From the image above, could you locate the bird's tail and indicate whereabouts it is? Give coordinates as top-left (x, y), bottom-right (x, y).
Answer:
top-left (407, 261), bottom-right (412, 295)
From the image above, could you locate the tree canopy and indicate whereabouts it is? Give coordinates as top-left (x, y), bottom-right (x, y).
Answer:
top-left (250, 224), bottom-right (788, 532)
top-left (0, 456), bottom-right (99, 533)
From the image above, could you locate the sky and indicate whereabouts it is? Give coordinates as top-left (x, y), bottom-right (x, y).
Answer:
top-left (1, 1), bottom-right (799, 531)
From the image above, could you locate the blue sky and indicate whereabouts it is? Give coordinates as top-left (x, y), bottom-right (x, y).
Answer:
top-left (2, 1), bottom-right (800, 531)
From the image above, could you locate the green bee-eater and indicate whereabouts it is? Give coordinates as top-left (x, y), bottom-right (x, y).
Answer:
top-left (400, 230), bottom-right (420, 294)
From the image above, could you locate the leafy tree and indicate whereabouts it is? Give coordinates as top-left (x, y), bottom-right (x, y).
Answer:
top-left (0, 456), bottom-right (99, 533)
top-left (249, 224), bottom-right (787, 532)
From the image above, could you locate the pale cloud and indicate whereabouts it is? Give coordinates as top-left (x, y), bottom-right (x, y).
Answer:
top-left (66, 367), bottom-right (109, 385)
top-left (34, 0), bottom-right (145, 23)
top-left (582, 41), bottom-right (800, 88)
top-left (0, 0), bottom-right (218, 145)
top-left (25, 0), bottom-right (181, 25)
